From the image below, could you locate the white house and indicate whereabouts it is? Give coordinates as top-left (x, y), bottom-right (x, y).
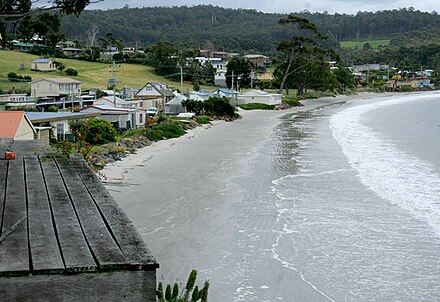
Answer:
top-left (134, 82), bottom-right (175, 112)
top-left (80, 105), bottom-right (145, 130)
top-left (165, 92), bottom-right (187, 115)
top-left (94, 96), bottom-right (142, 109)
top-left (31, 58), bottom-right (56, 71)
top-left (212, 88), bottom-right (238, 100)
top-left (237, 90), bottom-right (283, 105)
top-left (186, 90), bottom-right (213, 101)
top-left (0, 94), bottom-right (36, 111)
top-left (215, 70), bottom-right (227, 87)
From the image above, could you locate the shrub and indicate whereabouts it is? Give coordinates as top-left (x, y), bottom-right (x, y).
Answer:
top-left (144, 122), bottom-right (186, 141)
top-left (47, 105), bottom-right (58, 112)
top-left (195, 116), bottom-right (211, 124)
top-left (282, 98), bottom-right (304, 107)
top-left (65, 68), bottom-right (78, 76)
top-left (84, 118), bottom-right (117, 144)
top-left (237, 103), bottom-right (275, 110)
top-left (7, 72), bottom-right (32, 82)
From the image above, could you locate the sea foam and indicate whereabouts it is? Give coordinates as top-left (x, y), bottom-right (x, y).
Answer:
top-left (330, 93), bottom-right (440, 237)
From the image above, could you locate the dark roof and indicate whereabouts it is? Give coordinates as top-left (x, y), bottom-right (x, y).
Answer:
top-left (0, 154), bottom-right (158, 277)
top-left (159, 89), bottom-right (175, 97)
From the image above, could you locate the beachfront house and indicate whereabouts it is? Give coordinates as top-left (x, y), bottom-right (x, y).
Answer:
top-left (0, 111), bottom-right (36, 140)
top-left (237, 90), bottom-right (283, 105)
top-left (212, 88), bottom-right (238, 100)
top-left (26, 111), bottom-right (101, 142)
top-left (80, 105), bottom-right (146, 130)
top-left (134, 82), bottom-right (175, 112)
top-left (94, 96), bottom-right (142, 109)
top-left (165, 92), bottom-right (187, 115)
top-left (186, 90), bottom-right (213, 101)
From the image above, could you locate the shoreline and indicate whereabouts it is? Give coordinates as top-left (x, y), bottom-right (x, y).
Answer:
top-left (99, 92), bottom-right (375, 184)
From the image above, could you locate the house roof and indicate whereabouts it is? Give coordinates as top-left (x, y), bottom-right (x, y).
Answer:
top-left (32, 58), bottom-right (52, 63)
top-left (80, 105), bottom-right (138, 114)
top-left (241, 90), bottom-right (282, 96)
top-left (159, 89), bottom-right (175, 97)
top-left (31, 77), bottom-right (81, 84)
top-left (245, 54), bottom-right (269, 59)
top-left (214, 88), bottom-right (238, 95)
top-left (167, 92), bottom-right (188, 105)
top-left (0, 111), bottom-right (35, 139)
top-left (26, 111), bottom-right (101, 123)
top-left (13, 41), bottom-right (33, 47)
top-left (95, 96), bottom-right (139, 106)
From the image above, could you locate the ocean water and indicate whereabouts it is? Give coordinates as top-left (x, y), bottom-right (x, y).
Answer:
top-left (227, 92), bottom-right (440, 301)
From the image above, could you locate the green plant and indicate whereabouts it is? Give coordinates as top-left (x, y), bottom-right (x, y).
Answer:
top-left (282, 98), bottom-right (304, 107)
top-left (85, 118), bottom-right (117, 144)
top-left (47, 105), bottom-right (58, 112)
top-left (157, 269), bottom-right (209, 302)
top-left (194, 116), bottom-right (211, 124)
top-left (57, 141), bottom-right (73, 157)
top-left (65, 68), bottom-right (78, 76)
top-left (144, 122), bottom-right (186, 141)
top-left (237, 103), bottom-right (276, 110)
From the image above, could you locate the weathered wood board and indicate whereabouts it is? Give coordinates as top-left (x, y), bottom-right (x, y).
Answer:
top-left (0, 154), bottom-right (158, 301)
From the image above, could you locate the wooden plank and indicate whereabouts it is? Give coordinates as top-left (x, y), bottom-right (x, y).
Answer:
top-left (39, 155), bottom-right (96, 273)
top-left (24, 156), bottom-right (64, 274)
top-left (70, 156), bottom-right (158, 269)
top-left (0, 160), bottom-right (8, 237)
top-left (54, 156), bottom-right (127, 270)
top-left (0, 158), bottom-right (29, 276)
top-left (0, 270), bottom-right (157, 302)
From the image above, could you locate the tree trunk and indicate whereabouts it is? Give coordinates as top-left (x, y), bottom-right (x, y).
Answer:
top-left (278, 51), bottom-right (294, 94)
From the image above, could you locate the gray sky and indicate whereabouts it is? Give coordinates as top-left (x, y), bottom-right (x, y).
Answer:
top-left (88, 0), bottom-right (440, 14)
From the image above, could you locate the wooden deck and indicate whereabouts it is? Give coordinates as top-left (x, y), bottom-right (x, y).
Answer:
top-left (0, 154), bottom-right (158, 301)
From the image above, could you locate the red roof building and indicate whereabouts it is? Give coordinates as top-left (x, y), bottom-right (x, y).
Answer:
top-left (0, 111), bottom-right (36, 140)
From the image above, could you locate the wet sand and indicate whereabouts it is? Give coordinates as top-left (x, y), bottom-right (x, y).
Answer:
top-left (100, 93), bottom-right (373, 301)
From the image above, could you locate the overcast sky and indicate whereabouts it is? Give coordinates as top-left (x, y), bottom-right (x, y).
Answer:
top-left (87, 0), bottom-right (440, 14)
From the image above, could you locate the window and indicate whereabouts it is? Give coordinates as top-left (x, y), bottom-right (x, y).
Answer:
top-left (49, 84), bottom-right (52, 91)
top-left (146, 86), bottom-right (153, 91)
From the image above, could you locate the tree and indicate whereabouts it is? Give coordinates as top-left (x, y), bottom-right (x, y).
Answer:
top-left (0, 0), bottom-right (98, 47)
top-left (225, 57), bottom-right (253, 90)
top-left (333, 65), bottom-right (354, 90)
top-left (65, 68), bottom-right (78, 76)
top-left (144, 41), bottom-right (179, 77)
top-left (77, 118), bottom-right (117, 145)
top-left (54, 60), bottom-right (65, 73)
top-left (275, 15), bottom-right (328, 94)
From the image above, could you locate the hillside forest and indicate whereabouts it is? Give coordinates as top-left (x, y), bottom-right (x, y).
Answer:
top-left (58, 5), bottom-right (440, 69)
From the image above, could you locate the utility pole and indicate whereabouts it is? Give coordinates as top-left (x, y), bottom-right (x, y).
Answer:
top-left (180, 64), bottom-right (184, 92)
top-left (250, 70), bottom-right (254, 89)
top-left (232, 70), bottom-right (234, 91)
top-left (109, 60), bottom-right (119, 107)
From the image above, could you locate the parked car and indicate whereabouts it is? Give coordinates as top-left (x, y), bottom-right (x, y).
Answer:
top-left (146, 107), bottom-right (159, 117)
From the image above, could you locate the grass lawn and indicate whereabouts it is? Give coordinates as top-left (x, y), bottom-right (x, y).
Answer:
top-left (339, 39), bottom-right (391, 50)
top-left (0, 49), bottom-right (208, 93)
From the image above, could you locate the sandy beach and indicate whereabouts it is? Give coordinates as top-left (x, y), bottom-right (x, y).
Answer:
top-left (100, 93), bottom-right (375, 301)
